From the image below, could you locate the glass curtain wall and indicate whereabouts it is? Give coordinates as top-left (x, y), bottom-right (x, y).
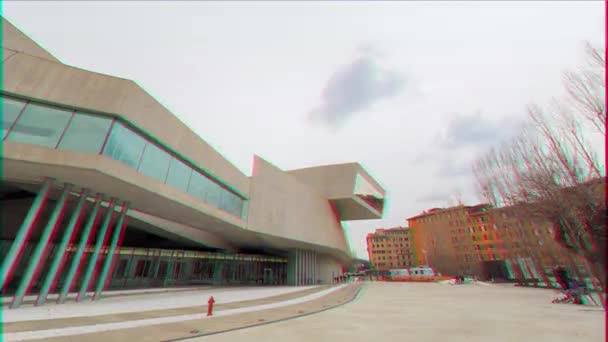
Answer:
top-left (2, 95), bottom-right (245, 218)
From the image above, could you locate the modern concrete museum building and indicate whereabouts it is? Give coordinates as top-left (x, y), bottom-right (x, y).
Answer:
top-left (0, 18), bottom-right (386, 307)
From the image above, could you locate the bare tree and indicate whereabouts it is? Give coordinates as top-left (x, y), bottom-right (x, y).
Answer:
top-left (473, 42), bottom-right (606, 286)
top-left (563, 43), bottom-right (605, 136)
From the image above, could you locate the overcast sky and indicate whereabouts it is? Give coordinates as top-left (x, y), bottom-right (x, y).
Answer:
top-left (4, 1), bottom-right (604, 259)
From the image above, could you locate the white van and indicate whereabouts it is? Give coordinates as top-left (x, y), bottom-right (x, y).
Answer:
top-left (390, 266), bottom-right (435, 277)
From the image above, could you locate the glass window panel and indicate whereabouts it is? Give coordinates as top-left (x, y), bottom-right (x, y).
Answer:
top-left (102, 122), bottom-right (147, 168)
top-left (218, 191), bottom-right (227, 211)
top-left (221, 191), bottom-right (243, 217)
top-left (189, 172), bottom-right (244, 216)
top-left (229, 194), bottom-right (240, 216)
top-left (2, 96), bottom-right (27, 139)
top-left (6, 102), bottom-right (72, 148)
top-left (188, 171), bottom-right (212, 202)
top-left (235, 199), bottom-right (244, 217)
top-left (58, 113), bottom-right (112, 153)
top-left (190, 171), bottom-right (223, 204)
top-left (240, 201), bottom-right (248, 218)
top-left (206, 181), bottom-right (223, 207)
top-left (166, 157), bottom-right (192, 192)
top-left (220, 191), bottom-right (233, 214)
top-left (138, 142), bottom-right (171, 182)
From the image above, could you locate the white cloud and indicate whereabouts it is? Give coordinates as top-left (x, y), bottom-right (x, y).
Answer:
top-left (309, 55), bottom-right (405, 129)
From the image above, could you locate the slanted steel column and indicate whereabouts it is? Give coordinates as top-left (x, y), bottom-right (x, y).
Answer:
top-left (93, 202), bottom-right (129, 301)
top-left (77, 199), bottom-right (116, 302)
top-left (11, 184), bottom-right (72, 308)
top-left (36, 189), bottom-right (89, 306)
top-left (0, 179), bottom-right (52, 292)
top-left (58, 194), bottom-right (103, 304)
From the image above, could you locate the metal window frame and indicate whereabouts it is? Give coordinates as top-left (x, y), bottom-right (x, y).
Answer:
top-left (54, 110), bottom-right (77, 149)
top-left (3, 99), bottom-right (31, 140)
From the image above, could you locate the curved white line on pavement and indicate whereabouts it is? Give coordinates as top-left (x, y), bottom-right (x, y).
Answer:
top-left (4, 285), bottom-right (349, 342)
top-left (3, 286), bottom-right (319, 323)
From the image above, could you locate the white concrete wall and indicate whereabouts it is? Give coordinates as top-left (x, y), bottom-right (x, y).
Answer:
top-left (287, 249), bottom-right (343, 285)
top-left (317, 254), bottom-right (344, 285)
top-left (247, 156), bottom-right (350, 255)
top-left (2, 19), bottom-right (60, 62)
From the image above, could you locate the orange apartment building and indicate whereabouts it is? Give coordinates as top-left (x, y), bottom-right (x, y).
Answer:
top-left (406, 204), bottom-right (585, 280)
top-left (489, 206), bottom-right (595, 282)
top-left (366, 227), bottom-right (416, 271)
top-left (407, 206), bottom-right (479, 276)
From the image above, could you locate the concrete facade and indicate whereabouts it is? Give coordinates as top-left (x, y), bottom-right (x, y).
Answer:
top-left (0, 17), bottom-right (385, 304)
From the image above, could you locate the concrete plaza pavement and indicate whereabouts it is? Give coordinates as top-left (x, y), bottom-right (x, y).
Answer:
top-left (187, 281), bottom-right (605, 342)
top-left (2, 285), bottom-right (319, 323)
top-left (1, 284), bottom-right (357, 341)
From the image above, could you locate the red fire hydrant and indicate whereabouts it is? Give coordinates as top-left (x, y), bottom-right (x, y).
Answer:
top-left (207, 296), bottom-right (215, 316)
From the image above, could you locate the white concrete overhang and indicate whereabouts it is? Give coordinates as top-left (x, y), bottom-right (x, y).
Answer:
top-left (330, 195), bottom-right (383, 221)
top-left (2, 142), bottom-right (353, 261)
top-left (289, 163), bottom-right (386, 221)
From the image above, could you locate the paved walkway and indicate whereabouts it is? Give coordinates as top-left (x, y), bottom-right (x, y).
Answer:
top-left (2, 284), bottom-right (359, 341)
top-left (186, 282), bottom-right (605, 342)
top-left (3, 285), bottom-right (319, 322)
